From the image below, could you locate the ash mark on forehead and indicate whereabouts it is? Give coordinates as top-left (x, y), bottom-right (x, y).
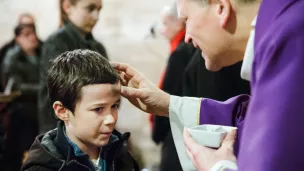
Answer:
top-left (111, 83), bottom-right (121, 96)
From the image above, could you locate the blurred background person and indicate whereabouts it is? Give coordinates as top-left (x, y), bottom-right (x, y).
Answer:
top-left (1, 18), bottom-right (42, 171)
top-left (0, 13), bottom-right (41, 91)
top-left (38, 0), bottom-right (108, 134)
top-left (150, 2), bottom-right (196, 171)
top-left (0, 0), bottom-right (190, 169)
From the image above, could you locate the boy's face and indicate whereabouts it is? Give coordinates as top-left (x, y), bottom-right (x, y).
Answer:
top-left (66, 83), bottom-right (120, 147)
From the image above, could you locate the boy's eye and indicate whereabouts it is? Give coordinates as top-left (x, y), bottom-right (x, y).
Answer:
top-left (93, 107), bottom-right (104, 112)
top-left (112, 104), bottom-right (120, 109)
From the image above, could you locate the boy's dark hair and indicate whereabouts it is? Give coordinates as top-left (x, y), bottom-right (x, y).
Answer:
top-left (47, 49), bottom-right (119, 112)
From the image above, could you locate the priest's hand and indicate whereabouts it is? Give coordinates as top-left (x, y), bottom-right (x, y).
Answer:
top-left (112, 62), bottom-right (170, 116)
top-left (183, 129), bottom-right (237, 171)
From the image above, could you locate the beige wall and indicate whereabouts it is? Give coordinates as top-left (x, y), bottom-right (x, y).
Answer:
top-left (0, 0), bottom-right (173, 169)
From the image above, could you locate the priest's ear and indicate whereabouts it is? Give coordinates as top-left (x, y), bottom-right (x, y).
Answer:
top-left (215, 0), bottom-right (232, 28)
top-left (53, 101), bottom-right (71, 121)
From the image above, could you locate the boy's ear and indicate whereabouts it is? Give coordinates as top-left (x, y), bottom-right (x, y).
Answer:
top-left (53, 101), bottom-right (70, 121)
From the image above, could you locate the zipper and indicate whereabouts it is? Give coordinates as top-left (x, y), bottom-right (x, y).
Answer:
top-left (111, 140), bottom-right (127, 171)
top-left (112, 160), bottom-right (115, 171)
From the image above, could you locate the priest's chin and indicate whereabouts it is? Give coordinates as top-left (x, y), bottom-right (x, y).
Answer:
top-left (205, 59), bottom-right (222, 72)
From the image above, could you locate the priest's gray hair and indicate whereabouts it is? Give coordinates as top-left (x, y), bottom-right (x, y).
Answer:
top-left (161, 1), bottom-right (178, 18)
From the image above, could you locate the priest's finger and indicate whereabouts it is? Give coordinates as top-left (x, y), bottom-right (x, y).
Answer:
top-left (111, 62), bottom-right (138, 78)
top-left (121, 86), bottom-right (146, 99)
top-left (185, 147), bottom-right (194, 161)
top-left (183, 129), bottom-right (207, 154)
top-left (221, 129), bottom-right (237, 151)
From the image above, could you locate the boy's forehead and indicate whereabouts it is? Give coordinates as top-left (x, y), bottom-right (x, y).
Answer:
top-left (80, 83), bottom-right (121, 102)
top-left (74, 83), bottom-right (120, 109)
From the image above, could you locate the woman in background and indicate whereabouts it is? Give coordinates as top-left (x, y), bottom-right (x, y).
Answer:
top-left (38, 0), bottom-right (108, 134)
top-left (2, 23), bottom-right (42, 171)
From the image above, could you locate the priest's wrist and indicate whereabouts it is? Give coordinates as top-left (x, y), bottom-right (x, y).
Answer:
top-left (154, 90), bottom-right (170, 117)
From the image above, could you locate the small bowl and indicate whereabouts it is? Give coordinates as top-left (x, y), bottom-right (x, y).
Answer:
top-left (187, 124), bottom-right (237, 148)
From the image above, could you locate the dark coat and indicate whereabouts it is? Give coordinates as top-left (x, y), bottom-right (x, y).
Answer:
top-left (0, 29), bottom-right (42, 171)
top-left (2, 45), bottom-right (41, 98)
top-left (152, 42), bottom-right (195, 144)
top-left (0, 40), bottom-right (15, 92)
top-left (1, 43), bottom-right (42, 171)
top-left (38, 22), bottom-right (108, 134)
top-left (182, 49), bottom-right (250, 99)
top-left (22, 122), bottom-right (139, 171)
top-left (152, 42), bottom-right (196, 171)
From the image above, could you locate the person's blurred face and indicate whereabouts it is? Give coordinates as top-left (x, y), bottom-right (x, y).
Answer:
top-left (177, 0), bottom-right (238, 71)
top-left (19, 16), bottom-right (35, 25)
top-left (16, 27), bottom-right (39, 52)
top-left (161, 14), bottom-right (184, 41)
top-left (64, 83), bottom-right (120, 147)
top-left (65, 0), bottom-right (102, 34)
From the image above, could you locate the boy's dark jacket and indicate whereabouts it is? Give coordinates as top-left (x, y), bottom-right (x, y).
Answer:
top-left (22, 122), bottom-right (139, 171)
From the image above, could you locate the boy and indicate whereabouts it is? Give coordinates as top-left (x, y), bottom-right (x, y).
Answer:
top-left (22, 49), bottom-right (139, 171)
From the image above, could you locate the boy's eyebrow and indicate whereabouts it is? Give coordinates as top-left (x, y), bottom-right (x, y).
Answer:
top-left (90, 99), bottom-right (121, 107)
top-left (85, 3), bottom-right (102, 10)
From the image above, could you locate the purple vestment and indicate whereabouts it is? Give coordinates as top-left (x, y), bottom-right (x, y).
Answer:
top-left (199, 0), bottom-right (304, 170)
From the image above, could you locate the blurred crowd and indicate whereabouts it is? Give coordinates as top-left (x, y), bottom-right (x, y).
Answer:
top-left (0, 0), bottom-right (108, 170)
top-left (0, 0), bottom-right (250, 171)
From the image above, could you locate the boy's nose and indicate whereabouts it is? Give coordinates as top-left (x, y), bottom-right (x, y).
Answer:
top-left (103, 113), bottom-right (116, 125)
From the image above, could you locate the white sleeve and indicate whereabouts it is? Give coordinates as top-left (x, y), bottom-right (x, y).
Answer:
top-left (169, 95), bottom-right (202, 171)
top-left (210, 160), bottom-right (238, 171)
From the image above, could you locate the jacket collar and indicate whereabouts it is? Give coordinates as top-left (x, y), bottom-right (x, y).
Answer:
top-left (53, 121), bottom-right (131, 162)
top-left (240, 16), bottom-right (257, 81)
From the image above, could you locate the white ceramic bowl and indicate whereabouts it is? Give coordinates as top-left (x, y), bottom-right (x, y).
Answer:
top-left (188, 124), bottom-right (237, 148)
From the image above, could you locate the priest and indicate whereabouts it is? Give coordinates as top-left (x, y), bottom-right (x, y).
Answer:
top-left (113, 0), bottom-right (304, 170)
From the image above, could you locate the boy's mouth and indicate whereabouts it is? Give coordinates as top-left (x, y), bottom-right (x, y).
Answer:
top-left (101, 132), bottom-right (112, 137)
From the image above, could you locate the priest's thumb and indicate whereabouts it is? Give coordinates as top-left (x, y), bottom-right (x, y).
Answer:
top-left (121, 86), bottom-right (146, 99)
top-left (221, 129), bottom-right (237, 151)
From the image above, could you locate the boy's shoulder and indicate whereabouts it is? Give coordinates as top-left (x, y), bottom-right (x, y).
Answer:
top-left (21, 129), bottom-right (65, 171)
top-left (22, 165), bottom-right (54, 171)
top-left (22, 124), bottom-right (140, 171)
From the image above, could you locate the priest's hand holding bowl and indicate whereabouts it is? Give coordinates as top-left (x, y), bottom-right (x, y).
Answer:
top-left (183, 129), bottom-right (237, 171)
